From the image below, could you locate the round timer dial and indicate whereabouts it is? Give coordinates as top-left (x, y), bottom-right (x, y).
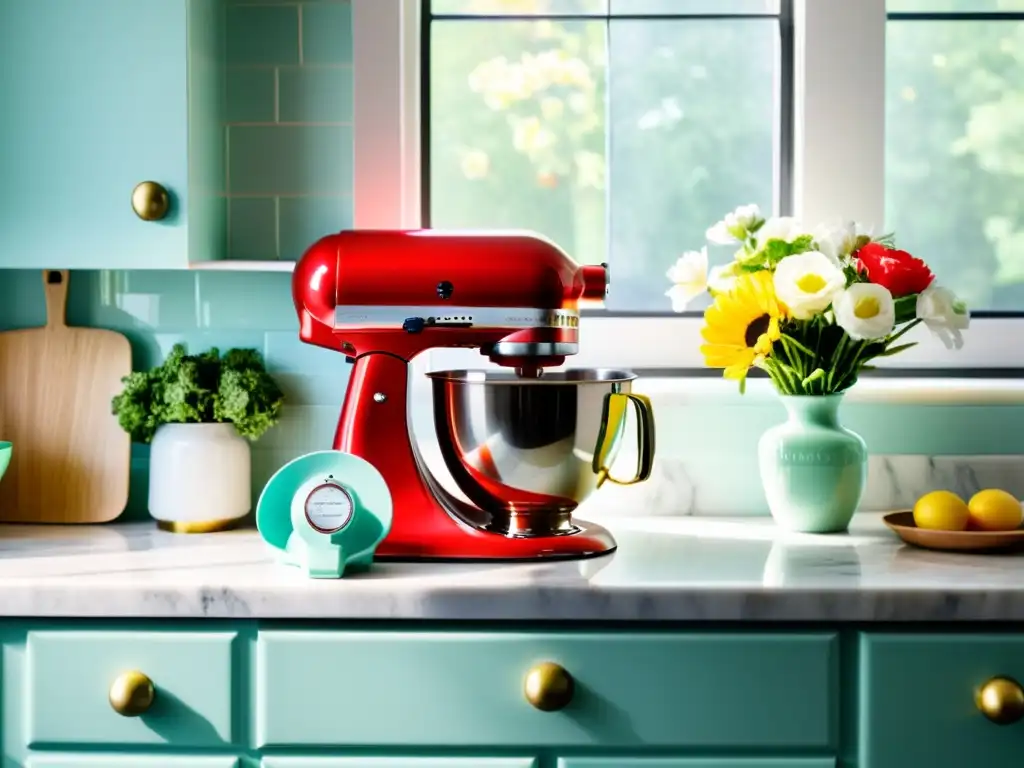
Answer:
top-left (303, 480), bottom-right (355, 533)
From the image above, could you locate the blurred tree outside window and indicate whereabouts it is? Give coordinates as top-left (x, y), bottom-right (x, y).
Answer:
top-left (427, 0), bottom-right (1024, 314)
top-left (888, 0), bottom-right (1024, 311)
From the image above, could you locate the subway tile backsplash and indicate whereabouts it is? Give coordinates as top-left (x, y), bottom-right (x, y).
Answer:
top-left (0, 268), bottom-right (350, 520)
top-left (225, 4), bottom-right (301, 66)
top-left (301, 1), bottom-right (355, 64)
top-left (224, 0), bottom-right (354, 261)
top-left (4, 265), bottom-right (1024, 523)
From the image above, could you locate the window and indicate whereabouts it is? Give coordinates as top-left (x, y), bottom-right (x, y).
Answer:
top-left (356, 0), bottom-right (1022, 372)
top-left (886, 0), bottom-right (1024, 314)
top-left (425, 0), bottom-right (786, 316)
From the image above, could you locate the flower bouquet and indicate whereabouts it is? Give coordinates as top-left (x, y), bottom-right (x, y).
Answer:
top-left (666, 205), bottom-right (970, 394)
top-left (665, 205), bottom-right (970, 533)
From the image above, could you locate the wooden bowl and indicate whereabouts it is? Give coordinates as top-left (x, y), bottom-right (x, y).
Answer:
top-left (883, 511), bottom-right (1024, 553)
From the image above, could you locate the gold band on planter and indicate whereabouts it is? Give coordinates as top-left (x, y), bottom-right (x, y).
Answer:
top-left (156, 517), bottom-right (242, 534)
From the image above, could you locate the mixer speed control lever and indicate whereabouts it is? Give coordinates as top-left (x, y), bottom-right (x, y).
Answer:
top-left (402, 317), bottom-right (426, 334)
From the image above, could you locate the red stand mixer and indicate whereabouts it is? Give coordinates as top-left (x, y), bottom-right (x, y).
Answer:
top-left (292, 229), bottom-right (655, 560)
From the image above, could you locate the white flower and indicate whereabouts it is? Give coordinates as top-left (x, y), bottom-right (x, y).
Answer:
top-left (708, 262), bottom-right (739, 294)
top-left (757, 216), bottom-right (804, 245)
top-left (773, 251), bottom-right (847, 320)
top-left (665, 247), bottom-right (708, 312)
top-left (814, 221), bottom-right (874, 264)
top-left (833, 283), bottom-right (896, 340)
top-left (706, 204), bottom-right (762, 245)
top-left (917, 283), bottom-right (970, 350)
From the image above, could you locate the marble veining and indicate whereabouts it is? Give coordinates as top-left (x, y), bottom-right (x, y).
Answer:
top-left (1, 512), bottom-right (1023, 621)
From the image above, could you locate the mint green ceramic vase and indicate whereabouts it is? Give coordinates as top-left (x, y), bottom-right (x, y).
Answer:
top-left (757, 394), bottom-right (867, 533)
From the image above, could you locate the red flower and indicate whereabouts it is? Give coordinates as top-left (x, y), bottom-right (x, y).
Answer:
top-left (855, 242), bottom-right (934, 297)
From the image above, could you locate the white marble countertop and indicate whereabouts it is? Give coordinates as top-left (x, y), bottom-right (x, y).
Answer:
top-left (0, 512), bottom-right (1020, 622)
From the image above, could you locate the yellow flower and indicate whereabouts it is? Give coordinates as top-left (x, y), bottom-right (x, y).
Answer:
top-left (700, 270), bottom-right (785, 381)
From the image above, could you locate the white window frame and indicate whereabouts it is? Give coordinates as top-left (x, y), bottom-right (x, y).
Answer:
top-left (353, 0), bottom-right (1021, 374)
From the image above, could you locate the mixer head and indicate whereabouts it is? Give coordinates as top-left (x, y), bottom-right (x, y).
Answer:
top-left (292, 229), bottom-right (608, 366)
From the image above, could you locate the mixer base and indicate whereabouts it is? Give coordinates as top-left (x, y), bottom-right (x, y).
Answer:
top-left (374, 517), bottom-right (616, 562)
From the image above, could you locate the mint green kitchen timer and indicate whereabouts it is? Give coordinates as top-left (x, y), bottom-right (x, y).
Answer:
top-left (256, 450), bottom-right (393, 578)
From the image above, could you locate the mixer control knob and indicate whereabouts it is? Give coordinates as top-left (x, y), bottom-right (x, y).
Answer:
top-left (402, 317), bottom-right (426, 334)
top-left (436, 281), bottom-right (454, 300)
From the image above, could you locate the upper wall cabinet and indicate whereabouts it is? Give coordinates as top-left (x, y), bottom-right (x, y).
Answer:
top-left (0, 0), bottom-right (367, 271)
top-left (1, 0), bottom-right (199, 270)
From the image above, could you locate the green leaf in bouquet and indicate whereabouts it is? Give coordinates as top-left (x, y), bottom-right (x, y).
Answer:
top-left (861, 340), bottom-right (887, 359)
top-left (738, 260), bottom-right (768, 273)
top-left (782, 333), bottom-right (816, 358)
top-left (875, 341), bottom-right (918, 358)
top-left (894, 294), bottom-right (917, 324)
top-left (764, 239), bottom-right (791, 266)
top-left (801, 368), bottom-right (826, 388)
top-left (843, 263), bottom-right (864, 284)
top-left (790, 234), bottom-right (815, 254)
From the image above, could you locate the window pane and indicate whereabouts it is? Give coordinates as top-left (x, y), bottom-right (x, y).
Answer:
top-left (432, 0), bottom-right (781, 16)
top-left (429, 20), bottom-right (607, 257)
top-left (607, 19), bottom-right (777, 311)
top-left (429, 18), bottom-right (779, 312)
top-left (431, 0), bottom-right (608, 15)
top-left (888, 0), bottom-right (1024, 11)
top-left (886, 21), bottom-right (1024, 310)
top-left (611, 0), bottom-right (780, 14)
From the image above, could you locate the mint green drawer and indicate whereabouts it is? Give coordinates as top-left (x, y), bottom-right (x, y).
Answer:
top-left (27, 759), bottom-right (237, 768)
top-left (559, 761), bottom-right (834, 768)
top-left (861, 633), bottom-right (1024, 768)
top-left (256, 630), bottom-right (837, 749)
top-left (263, 760), bottom-right (537, 767)
top-left (26, 630), bottom-right (237, 748)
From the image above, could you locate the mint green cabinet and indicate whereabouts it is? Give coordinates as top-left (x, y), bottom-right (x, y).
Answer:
top-left (16, 623), bottom-right (1024, 768)
top-left (860, 633), bottom-right (1024, 768)
top-left (558, 761), bottom-right (835, 768)
top-left (262, 760), bottom-right (538, 768)
top-left (25, 630), bottom-right (237, 748)
top-left (26, 759), bottom-right (238, 768)
top-left (0, 0), bottom-right (356, 270)
top-left (255, 630), bottom-right (837, 750)
top-left (0, 0), bottom-right (223, 270)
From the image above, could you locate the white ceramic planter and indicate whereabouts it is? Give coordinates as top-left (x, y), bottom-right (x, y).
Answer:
top-left (148, 423), bottom-right (251, 533)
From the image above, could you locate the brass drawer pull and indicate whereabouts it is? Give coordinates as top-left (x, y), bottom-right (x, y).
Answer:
top-left (109, 670), bottom-right (156, 717)
top-left (131, 181), bottom-right (170, 221)
top-left (524, 661), bottom-right (574, 712)
top-left (977, 676), bottom-right (1024, 725)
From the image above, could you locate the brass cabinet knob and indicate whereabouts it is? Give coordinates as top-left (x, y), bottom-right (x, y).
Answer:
top-left (977, 676), bottom-right (1024, 725)
top-left (109, 670), bottom-right (156, 717)
top-left (131, 181), bottom-right (170, 221)
top-left (524, 661), bottom-right (574, 712)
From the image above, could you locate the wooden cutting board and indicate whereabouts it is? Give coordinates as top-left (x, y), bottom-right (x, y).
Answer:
top-left (0, 270), bottom-right (132, 523)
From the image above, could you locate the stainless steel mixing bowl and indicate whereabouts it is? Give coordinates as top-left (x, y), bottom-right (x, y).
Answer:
top-left (426, 368), bottom-right (655, 534)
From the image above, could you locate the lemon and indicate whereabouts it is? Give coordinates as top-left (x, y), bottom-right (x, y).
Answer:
top-left (913, 490), bottom-right (970, 531)
top-left (967, 489), bottom-right (1023, 532)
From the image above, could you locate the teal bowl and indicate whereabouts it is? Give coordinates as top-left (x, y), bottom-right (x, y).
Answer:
top-left (0, 441), bottom-right (10, 483)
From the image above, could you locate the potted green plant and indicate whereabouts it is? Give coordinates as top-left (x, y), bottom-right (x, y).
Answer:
top-left (111, 343), bottom-right (284, 533)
